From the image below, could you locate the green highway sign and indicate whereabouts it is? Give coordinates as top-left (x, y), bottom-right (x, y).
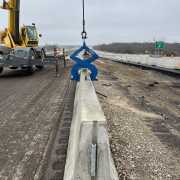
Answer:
top-left (155, 41), bottom-right (165, 49)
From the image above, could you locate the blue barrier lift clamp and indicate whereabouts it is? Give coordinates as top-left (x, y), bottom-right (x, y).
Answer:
top-left (70, 41), bottom-right (99, 81)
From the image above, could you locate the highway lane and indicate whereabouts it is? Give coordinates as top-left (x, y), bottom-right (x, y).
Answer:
top-left (0, 65), bottom-right (72, 180)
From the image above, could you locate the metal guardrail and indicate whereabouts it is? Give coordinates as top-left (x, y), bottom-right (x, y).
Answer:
top-left (63, 70), bottom-right (118, 180)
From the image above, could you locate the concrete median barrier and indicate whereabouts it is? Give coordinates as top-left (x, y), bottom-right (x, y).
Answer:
top-left (63, 71), bottom-right (118, 180)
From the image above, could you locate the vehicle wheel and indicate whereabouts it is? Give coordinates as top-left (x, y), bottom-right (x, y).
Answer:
top-left (0, 67), bottom-right (3, 74)
top-left (36, 65), bottom-right (44, 70)
top-left (27, 66), bottom-right (33, 74)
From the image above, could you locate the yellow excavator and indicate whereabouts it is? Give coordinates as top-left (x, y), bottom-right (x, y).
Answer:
top-left (0, 0), bottom-right (45, 73)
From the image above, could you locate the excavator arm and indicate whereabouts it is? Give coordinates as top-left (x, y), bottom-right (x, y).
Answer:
top-left (0, 0), bottom-right (40, 48)
top-left (0, 0), bottom-right (20, 45)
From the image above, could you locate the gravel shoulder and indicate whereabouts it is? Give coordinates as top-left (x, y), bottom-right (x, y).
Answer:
top-left (94, 59), bottom-right (180, 180)
top-left (0, 65), bottom-right (71, 180)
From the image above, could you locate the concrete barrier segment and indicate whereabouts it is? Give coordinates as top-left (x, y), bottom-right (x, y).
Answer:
top-left (63, 70), bottom-right (118, 180)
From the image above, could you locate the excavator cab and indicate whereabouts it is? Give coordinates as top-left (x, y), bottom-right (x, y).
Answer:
top-left (21, 25), bottom-right (39, 47)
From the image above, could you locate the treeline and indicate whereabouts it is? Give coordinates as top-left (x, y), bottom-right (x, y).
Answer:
top-left (94, 43), bottom-right (180, 56)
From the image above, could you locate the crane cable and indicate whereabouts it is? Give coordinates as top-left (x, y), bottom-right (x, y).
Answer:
top-left (81, 0), bottom-right (87, 40)
top-left (70, 0), bottom-right (98, 81)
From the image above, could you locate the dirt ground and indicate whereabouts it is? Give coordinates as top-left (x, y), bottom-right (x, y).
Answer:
top-left (0, 65), bottom-right (71, 180)
top-left (94, 59), bottom-right (180, 180)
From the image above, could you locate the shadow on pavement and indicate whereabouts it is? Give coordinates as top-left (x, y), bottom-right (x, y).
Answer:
top-left (0, 69), bottom-right (37, 79)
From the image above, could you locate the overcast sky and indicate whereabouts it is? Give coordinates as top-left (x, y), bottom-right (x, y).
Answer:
top-left (0, 0), bottom-right (179, 45)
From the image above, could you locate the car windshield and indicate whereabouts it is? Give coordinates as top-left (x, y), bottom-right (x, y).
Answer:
top-left (26, 26), bottom-right (38, 41)
top-left (14, 50), bottom-right (28, 58)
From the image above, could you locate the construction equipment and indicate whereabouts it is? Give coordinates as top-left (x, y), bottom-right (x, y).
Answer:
top-left (0, 0), bottom-right (45, 73)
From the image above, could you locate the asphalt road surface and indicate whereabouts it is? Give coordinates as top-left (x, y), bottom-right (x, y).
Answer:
top-left (0, 65), bottom-right (72, 180)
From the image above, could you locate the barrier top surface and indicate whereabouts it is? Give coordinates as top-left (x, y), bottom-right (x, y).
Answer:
top-left (76, 72), bottom-right (106, 123)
